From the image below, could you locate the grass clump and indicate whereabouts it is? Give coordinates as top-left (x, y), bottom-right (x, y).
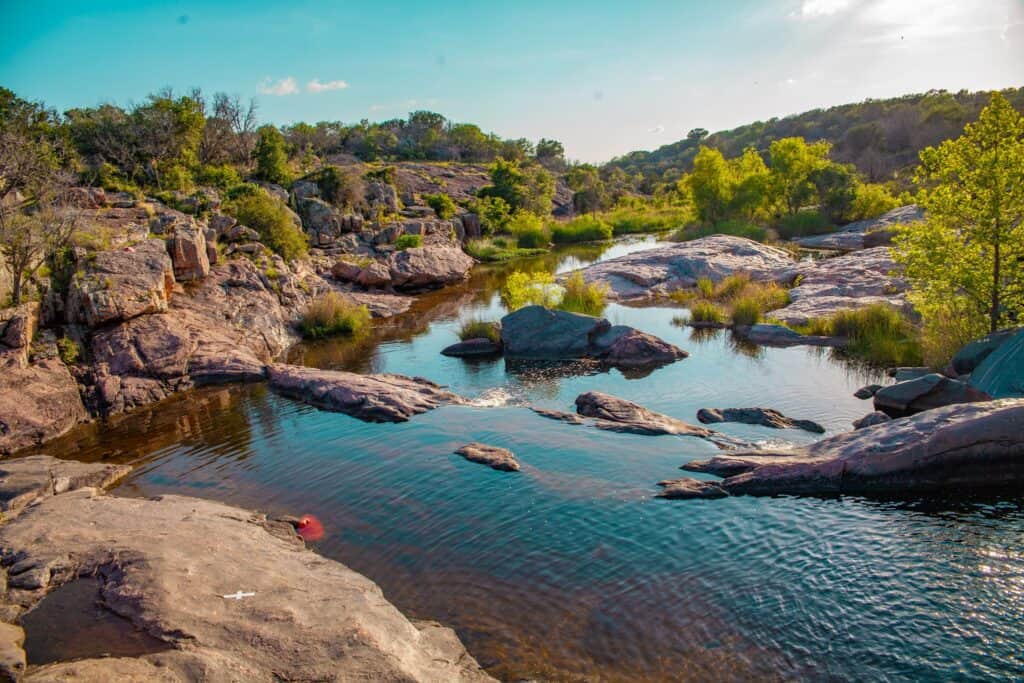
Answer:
top-left (550, 215), bottom-right (613, 244)
top-left (458, 319), bottom-right (501, 343)
top-left (501, 271), bottom-right (560, 310)
top-left (672, 219), bottom-right (767, 243)
top-left (464, 238), bottom-right (547, 262)
top-left (792, 304), bottom-right (922, 366)
top-left (775, 211), bottom-right (833, 240)
top-left (688, 301), bottom-right (726, 325)
top-left (57, 337), bottom-right (80, 365)
top-left (423, 192), bottom-right (457, 219)
top-left (395, 234), bottom-right (423, 250)
top-left (604, 206), bottom-right (692, 235)
top-left (299, 293), bottom-right (371, 340)
top-left (730, 297), bottom-right (763, 326)
top-left (559, 271), bottom-right (608, 316)
top-left (670, 274), bottom-right (790, 328)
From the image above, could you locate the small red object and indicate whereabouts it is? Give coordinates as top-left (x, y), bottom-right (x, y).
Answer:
top-left (296, 514), bottom-right (324, 541)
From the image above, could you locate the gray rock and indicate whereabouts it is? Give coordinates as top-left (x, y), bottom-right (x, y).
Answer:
top-left (208, 213), bottom-right (237, 236)
top-left (441, 338), bottom-right (502, 357)
top-left (952, 328), bottom-right (1019, 375)
top-left (0, 355), bottom-right (90, 456)
top-left (853, 411), bottom-right (892, 429)
top-left (0, 455), bottom-right (130, 515)
top-left (656, 478), bottom-right (729, 499)
top-left (291, 179), bottom-right (320, 202)
top-left (0, 491), bottom-right (495, 682)
top-left (794, 205), bottom-right (924, 251)
top-left (970, 328), bottom-right (1024, 398)
top-left (530, 407), bottom-right (585, 424)
top-left (366, 181), bottom-right (400, 213)
top-left (575, 391), bottom-right (714, 438)
top-left (854, 384), bottom-right (883, 399)
top-left (66, 240), bottom-right (175, 328)
top-left (299, 197), bottom-right (344, 245)
top-left (454, 443), bottom-right (520, 471)
top-left (874, 373), bottom-right (991, 417)
top-left (267, 364), bottom-right (463, 423)
top-left (696, 407), bottom-right (825, 433)
top-left (387, 246), bottom-right (474, 291)
top-left (166, 225), bottom-right (210, 282)
top-left (681, 399), bottom-right (1024, 497)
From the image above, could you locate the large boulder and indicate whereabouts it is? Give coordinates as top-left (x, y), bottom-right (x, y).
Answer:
top-left (267, 364), bottom-right (463, 422)
top-left (500, 306), bottom-right (686, 370)
top-left (873, 373), bottom-right (991, 417)
top-left (794, 205), bottom-right (924, 251)
top-left (0, 490), bottom-right (495, 682)
top-left (366, 181), bottom-right (400, 213)
top-left (299, 197), bottom-right (344, 246)
top-left (0, 302), bottom-right (39, 349)
top-left (387, 246), bottom-right (474, 291)
top-left (165, 224), bottom-right (210, 282)
top-left (0, 355), bottom-right (90, 455)
top-left (951, 328), bottom-right (1019, 376)
top-left (679, 399), bottom-right (1024, 497)
top-left (768, 247), bottom-right (909, 326)
top-left (570, 235), bottom-right (796, 301)
top-left (969, 328), bottom-right (1024, 398)
top-left (66, 240), bottom-right (175, 328)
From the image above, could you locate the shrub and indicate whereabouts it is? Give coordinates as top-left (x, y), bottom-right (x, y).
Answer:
top-left (364, 166), bottom-right (397, 185)
top-left (254, 125), bottom-right (291, 186)
top-left (604, 205), bottom-right (692, 235)
top-left (458, 319), bottom-right (501, 343)
top-left (507, 211), bottom-right (550, 249)
top-left (226, 190), bottom-right (308, 261)
top-left (696, 277), bottom-right (715, 298)
top-left (673, 220), bottom-right (767, 243)
top-left (549, 215), bottom-right (613, 244)
top-left (689, 301), bottom-right (725, 325)
top-left (730, 297), bottom-right (763, 326)
top-left (195, 164), bottom-right (242, 191)
top-left (776, 211), bottom-right (833, 239)
top-left (849, 183), bottom-right (899, 221)
top-left (57, 337), bottom-right (80, 365)
top-left (395, 234), bottom-right (423, 250)
top-left (225, 182), bottom-right (261, 201)
top-left (312, 165), bottom-right (365, 209)
top-left (468, 196), bottom-right (511, 235)
top-left (559, 271), bottom-right (608, 316)
top-left (794, 304), bottom-right (921, 366)
top-left (464, 239), bottom-right (547, 262)
top-left (299, 293), bottom-right (371, 340)
top-left (501, 271), bottom-right (559, 310)
top-left (424, 193), bottom-right (457, 219)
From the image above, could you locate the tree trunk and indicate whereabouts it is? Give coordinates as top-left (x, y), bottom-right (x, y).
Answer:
top-left (991, 238), bottom-right (1000, 333)
top-left (11, 272), bottom-right (22, 307)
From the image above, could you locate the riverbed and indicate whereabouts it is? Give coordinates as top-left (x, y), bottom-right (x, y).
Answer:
top-left (33, 236), bottom-right (1024, 681)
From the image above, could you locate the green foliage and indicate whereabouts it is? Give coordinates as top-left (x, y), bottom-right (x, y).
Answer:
top-left (730, 298), bottom-right (763, 326)
top-left (849, 183), bottom-right (900, 221)
top-left (894, 92), bottom-right (1024, 335)
top-left (809, 163), bottom-right (858, 223)
top-left (672, 274), bottom-right (790, 328)
top-left (769, 137), bottom-right (833, 215)
top-left (793, 305), bottom-right (922, 366)
top-left (467, 195), bottom-right (511, 236)
top-left (776, 211), bottom-right (833, 239)
top-left (194, 163), bottom-right (241, 191)
top-left (458, 319), bottom-right (501, 343)
top-left (501, 270), bottom-right (559, 310)
top-left (225, 189), bottom-right (308, 260)
top-left (688, 301), bottom-right (726, 324)
top-left (601, 205), bottom-right (691, 235)
top-left (464, 238), bottom-right (546, 262)
top-left (254, 125), bottom-right (291, 186)
top-left (672, 219), bottom-right (767, 243)
top-left (478, 159), bottom-right (554, 216)
top-left (424, 192), bottom-right (457, 219)
top-left (299, 293), bottom-right (371, 340)
top-left (559, 271), bottom-right (608, 316)
top-left (505, 211), bottom-right (549, 248)
top-left (685, 147), bottom-right (734, 223)
top-left (311, 165), bottom-right (365, 209)
top-left (549, 215), bottom-right (613, 244)
top-left (225, 182), bottom-right (261, 201)
top-left (394, 234), bottom-right (423, 250)
top-left (56, 337), bottom-right (80, 365)
top-left (363, 165), bottom-right (397, 185)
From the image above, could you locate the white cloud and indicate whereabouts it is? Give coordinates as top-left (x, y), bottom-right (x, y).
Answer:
top-left (785, 77), bottom-right (798, 85)
top-left (795, 0), bottom-right (851, 19)
top-left (258, 76), bottom-right (298, 96)
top-left (306, 78), bottom-right (349, 93)
top-left (649, 124), bottom-right (665, 134)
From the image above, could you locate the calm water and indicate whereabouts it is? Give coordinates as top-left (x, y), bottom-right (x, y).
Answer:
top-left (35, 237), bottom-right (1024, 682)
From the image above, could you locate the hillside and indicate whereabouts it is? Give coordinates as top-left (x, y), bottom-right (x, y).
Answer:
top-left (607, 87), bottom-right (1024, 184)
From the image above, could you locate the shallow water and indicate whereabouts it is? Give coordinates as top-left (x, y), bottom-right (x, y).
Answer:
top-left (32, 236), bottom-right (1024, 681)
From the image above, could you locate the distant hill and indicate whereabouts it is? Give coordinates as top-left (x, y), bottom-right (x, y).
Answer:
top-left (606, 87), bottom-right (1024, 184)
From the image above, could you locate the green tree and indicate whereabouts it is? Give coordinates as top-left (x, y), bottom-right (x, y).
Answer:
top-left (728, 147), bottom-right (771, 220)
top-left (566, 163), bottom-right (607, 214)
top-left (424, 192), bottom-right (457, 219)
top-left (685, 146), bottom-right (733, 223)
top-left (768, 137), bottom-right (831, 215)
top-left (253, 125), bottom-right (291, 185)
top-left (809, 163), bottom-right (858, 223)
top-left (478, 159), bottom-right (553, 216)
top-left (894, 92), bottom-right (1024, 335)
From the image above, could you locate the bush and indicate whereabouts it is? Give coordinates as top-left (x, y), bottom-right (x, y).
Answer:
top-left (299, 293), bottom-right (371, 340)
top-left (57, 337), bottom-right (80, 365)
top-left (559, 271), bottom-right (608, 316)
top-left (672, 219), bottom-right (767, 243)
top-left (424, 193), bottom-right (457, 219)
top-left (501, 271), bottom-right (559, 310)
top-left (849, 183), bottom-right (900, 221)
top-left (794, 304), bottom-right (921, 366)
top-left (458, 319), bottom-right (501, 343)
top-left (549, 215), bottom-right (613, 244)
top-left (395, 234), bottom-right (423, 250)
top-left (689, 301), bottom-right (725, 325)
top-left (464, 239), bottom-right (547, 262)
top-left (225, 182), bottom-right (261, 201)
top-left (226, 190), bottom-right (308, 261)
top-left (730, 297), bottom-right (763, 326)
top-left (364, 166), bottom-right (397, 185)
top-left (776, 211), bottom-right (833, 239)
top-left (468, 196), bottom-right (512, 236)
top-left (506, 211), bottom-right (550, 249)
top-left (604, 205), bottom-right (692, 235)
top-left (195, 164), bottom-right (242, 191)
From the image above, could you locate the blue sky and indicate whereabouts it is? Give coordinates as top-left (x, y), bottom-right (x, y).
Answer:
top-left (2, 0), bottom-right (1022, 162)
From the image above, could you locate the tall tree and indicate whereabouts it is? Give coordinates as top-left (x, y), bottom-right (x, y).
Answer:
top-left (253, 125), bottom-right (290, 185)
top-left (768, 137), bottom-right (831, 215)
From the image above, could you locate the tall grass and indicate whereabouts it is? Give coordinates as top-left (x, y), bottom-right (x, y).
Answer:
top-left (776, 211), bottom-right (833, 239)
top-left (559, 272), bottom-right (608, 316)
top-left (670, 274), bottom-right (790, 328)
top-left (464, 238), bottom-right (547, 262)
top-left (688, 301), bottom-right (726, 325)
top-left (603, 206), bottom-right (692, 235)
top-left (672, 219), bottom-right (767, 243)
top-left (793, 304), bottom-right (922, 366)
top-left (549, 215), bottom-right (613, 244)
top-left (458, 319), bottom-right (501, 343)
top-left (299, 293), bottom-right (371, 340)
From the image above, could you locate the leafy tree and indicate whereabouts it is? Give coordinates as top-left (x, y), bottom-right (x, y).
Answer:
top-left (535, 138), bottom-right (565, 170)
top-left (687, 128), bottom-right (709, 143)
top-left (478, 159), bottom-right (553, 216)
top-left (768, 137), bottom-right (831, 215)
top-left (894, 92), bottom-right (1024, 335)
top-left (685, 146), bottom-right (733, 222)
top-left (566, 164), bottom-right (607, 214)
top-left (728, 147), bottom-right (770, 220)
top-left (809, 162), bottom-right (858, 223)
top-left (253, 125), bottom-right (290, 185)
top-left (467, 196), bottom-right (511, 235)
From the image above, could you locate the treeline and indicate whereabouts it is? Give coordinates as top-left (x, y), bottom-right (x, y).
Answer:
top-left (607, 87), bottom-right (1024, 187)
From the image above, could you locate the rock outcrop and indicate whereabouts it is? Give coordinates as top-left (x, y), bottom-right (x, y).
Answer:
top-left (793, 205), bottom-right (924, 251)
top-left (0, 354), bottom-right (90, 456)
top-left (0, 455), bottom-right (130, 515)
top-left (696, 407), bottom-right (825, 433)
top-left (0, 486), bottom-right (494, 682)
top-left (575, 391), bottom-right (714, 437)
top-left (165, 224), bottom-right (210, 282)
top-left (570, 235), bottom-right (796, 301)
top-left (267, 364), bottom-right (463, 422)
top-left (500, 306), bottom-right (687, 370)
top-left (969, 328), bottom-right (1024, 399)
top-left (951, 327), bottom-right (1019, 376)
top-left (873, 373), bottom-right (991, 418)
top-left (0, 303), bottom-right (38, 350)
top-left (676, 399), bottom-right (1024, 497)
top-left (454, 443), bottom-right (520, 471)
top-left (66, 239), bottom-right (175, 328)
top-left (387, 246), bottom-right (475, 291)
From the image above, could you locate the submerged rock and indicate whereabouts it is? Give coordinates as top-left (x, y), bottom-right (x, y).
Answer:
top-left (575, 391), bottom-right (714, 438)
top-left (696, 407), bottom-right (825, 434)
top-left (854, 384), bottom-right (884, 399)
top-left (454, 443), bottom-right (520, 471)
top-left (267, 364), bottom-right (462, 422)
top-left (656, 478), bottom-right (729, 499)
top-left (679, 399), bottom-right (1024, 497)
top-left (441, 338), bottom-right (502, 357)
top-left (530, 407), bottom-right (586, 424)
top-left (500, 306), bottom-right (686, 370)
top-left (0, 490), bottom-right (495, 682)
top-left (873, 373), bottom-right (991, 418)
top-left (569, 235), bottom-right (796, 301)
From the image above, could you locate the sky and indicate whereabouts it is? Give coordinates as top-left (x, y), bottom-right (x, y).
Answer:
top-left (1, 0), bottom-right (1022, 162)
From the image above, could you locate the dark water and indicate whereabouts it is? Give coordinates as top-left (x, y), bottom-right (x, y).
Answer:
top-left (33, 237), bottom-right (1024, 681)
